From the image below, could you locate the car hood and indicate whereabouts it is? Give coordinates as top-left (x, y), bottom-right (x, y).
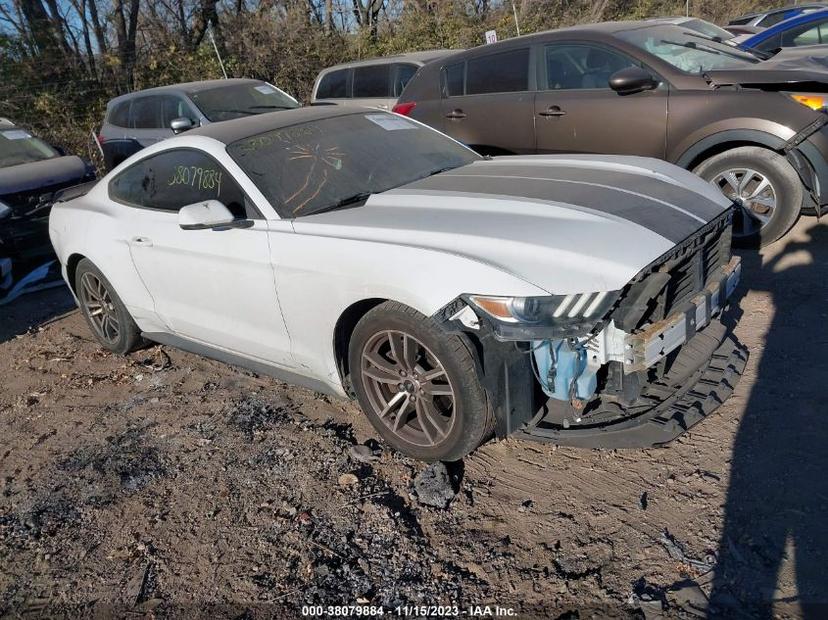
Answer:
top-left (707, 65), bottom-right (828, 88)
top-left (291, 156), bottom-right (731, 294)
top-left (0, 156), bottom-right (88, 198)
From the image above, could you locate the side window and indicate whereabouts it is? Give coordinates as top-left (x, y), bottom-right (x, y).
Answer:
top-left (109, 149), bottom-right (251, 219)
top-left (159, 96), bottom-right (192, 126)
top-left (316, 69), bottom-right (348, 99)
top-left (758, 11), bottom-right (793, 28)
top-left (444, 62), bottom-right (465, 96)
top-left (783, 19), bottom-right (828, 46)
top-left (545, 44), bottom-right (637, 90)
top-left (130, 97), bottom-right (162, 129)
top-left (109, 101), bottom-right (130, 127)
top-left (466, 48), bottom-right (529, 95)
top-left (393, 63), bottom-right (418, 97)
top-left (353, 64), bottom-right (391, 98)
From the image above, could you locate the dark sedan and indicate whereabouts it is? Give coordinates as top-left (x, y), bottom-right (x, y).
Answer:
top-left (396, 21), bottom-right (828, 246)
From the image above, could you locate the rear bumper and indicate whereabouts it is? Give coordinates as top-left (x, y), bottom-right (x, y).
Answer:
top-left (518, 324), bottom-right (748, 448)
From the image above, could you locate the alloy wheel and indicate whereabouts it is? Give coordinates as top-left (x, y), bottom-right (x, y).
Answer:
top-left (711, 168), bottom-right (777, 239)
top-left (79, 272), bottom-right (121, 345)
top-left (360, 330), bottom-right (456, 448)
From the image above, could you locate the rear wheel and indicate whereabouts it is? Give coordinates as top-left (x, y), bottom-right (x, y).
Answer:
top-left (348, 302), bottom-right (492, 462)
top-left (694, 146), bottom-right (802, 247)
top-left (75, 258), bottom-right (143, 355)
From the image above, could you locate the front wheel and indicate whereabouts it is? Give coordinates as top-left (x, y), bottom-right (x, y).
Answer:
top-left (348, 302), bottom-right (493, 462)
top-left (694, 146), bottom-right (802, 247)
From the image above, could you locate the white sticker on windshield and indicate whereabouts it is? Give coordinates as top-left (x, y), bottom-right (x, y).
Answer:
top-left (255, 84), bottom-right (277, 95)
top-left (365, 114), bottom-right (416, 131)
top-left (1, 130), bottom-right (31, 140)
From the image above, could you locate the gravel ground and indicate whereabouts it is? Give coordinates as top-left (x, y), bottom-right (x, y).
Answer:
top-left (0, 217), bottom-right (826, 619)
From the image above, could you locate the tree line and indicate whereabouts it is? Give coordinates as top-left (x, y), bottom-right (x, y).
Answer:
top-left (0, 0), bottom-right (776, 167)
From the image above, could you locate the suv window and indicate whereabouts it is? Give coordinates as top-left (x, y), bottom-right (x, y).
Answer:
top-left (466, 48), bottom-right (529, 95)
top-left (129, 97), bottom-right (162, 129)
top-left (353, 64), bottom-right (391, 98)
top-left (109, 101), bottom-right (130, 127)
top-left (545, 44), bottom-right (637, 90)
top-left (393, 63), bottom-right (419, 97)
top-left (159, 95), bottom-right (192, 126)
top-left (444, 62), bottom-right (465, 96)
top-left (317, 69), bottom-right (349, 99)
top-left (109, 149), bottom-right (251, 218)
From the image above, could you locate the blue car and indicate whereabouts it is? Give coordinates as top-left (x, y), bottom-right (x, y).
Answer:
top-left (740, 8), bottom-right (828, 53)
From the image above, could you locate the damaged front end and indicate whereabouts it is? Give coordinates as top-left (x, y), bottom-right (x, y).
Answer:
top-left (435, 209), bottom-right (748, 449)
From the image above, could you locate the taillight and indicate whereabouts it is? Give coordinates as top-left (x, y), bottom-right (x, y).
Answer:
top-left (392, 101), bottom-right (416, 116)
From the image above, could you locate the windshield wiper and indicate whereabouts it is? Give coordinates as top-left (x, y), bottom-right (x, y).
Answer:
top-left (308, 192), bottom-right (372, 216)
top-left (661, 38), bottom-right (759, 63)
top-left (249, 105), bottom-right (296, 110)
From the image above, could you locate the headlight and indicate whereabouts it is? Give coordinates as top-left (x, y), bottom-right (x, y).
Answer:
top-left (787, 93), bottom-right (827, 111)
top-left (467, 291), bottom-right (620, 340)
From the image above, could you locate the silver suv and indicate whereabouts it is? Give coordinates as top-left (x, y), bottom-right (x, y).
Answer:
top-left (98, 78), bottom-right (299, 170)
top-left (311, 50), bottom-right (455, 111)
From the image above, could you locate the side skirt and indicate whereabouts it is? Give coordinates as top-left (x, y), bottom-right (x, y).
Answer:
top-left (142, 331), bottom-right (343, 398)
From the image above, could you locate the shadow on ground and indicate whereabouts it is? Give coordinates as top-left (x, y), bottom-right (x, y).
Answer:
top-left (0, 286), bottom-right (76, 344)
top-left (711, 221), bottom-right (828, 617)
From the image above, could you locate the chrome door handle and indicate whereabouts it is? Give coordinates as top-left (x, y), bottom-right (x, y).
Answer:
top-left (445, 109), bottom-right (467, 119)
top-left (539, 106), bottom-right (566, 117)
top-left (131, 236), bottom-right (153, 247)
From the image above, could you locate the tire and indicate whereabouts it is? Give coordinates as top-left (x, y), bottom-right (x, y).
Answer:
top-left (75, 258), bottom-right (143, 355)
top-left (693, 146), bottom-right (802, 247)
top-left (348, 301), bottom-right (493, 462)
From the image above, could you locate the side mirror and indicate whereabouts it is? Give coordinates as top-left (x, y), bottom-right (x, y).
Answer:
top-left (53, 145), bottom-right (66, 156)
top-left (609, 67), bottom-right (659, 95)
top-left (170, 117), bottom-right (196, 134)
top-left (179, 200), bottom-right (236, 230)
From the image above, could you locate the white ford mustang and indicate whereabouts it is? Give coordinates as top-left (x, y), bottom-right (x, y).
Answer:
top-left (50, 107), bottom-right (747, 461)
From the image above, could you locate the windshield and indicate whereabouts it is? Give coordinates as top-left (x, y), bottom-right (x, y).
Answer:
top-left (189, 82), bottom-right (300, 122)
top-left (682, 19), bottom-right (734, 41)
top-left (228, 112), bottom-right (480, 218)
top-left (0, 128), bottom-right (59, 167)
top-left (616, 25), bottom-right (759, 73)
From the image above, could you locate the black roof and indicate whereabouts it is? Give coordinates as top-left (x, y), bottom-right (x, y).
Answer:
top-left (187, 105), bottom-right (366, 144)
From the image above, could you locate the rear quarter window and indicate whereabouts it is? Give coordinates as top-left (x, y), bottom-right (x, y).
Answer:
top-left (393, 63), bottom-right (419, 97)
top-left (108, 101), bottom-right (130, 127)
top-left (466, 48), bottom-right (529, 95)
top-left (353, 64), bottom-right (391, 98)
top-left (316, 70), bottom-right (349, 99)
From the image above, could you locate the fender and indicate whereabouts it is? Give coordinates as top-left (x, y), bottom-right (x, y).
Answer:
top-left (675, 128), bottom-right (824, 215)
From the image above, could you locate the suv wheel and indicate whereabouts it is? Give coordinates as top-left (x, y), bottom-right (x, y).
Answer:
top-left (694, 146), bottom-right (802, 247)
top-left (75, 258), bottom-right (143, 354)
top-left (348, 301), bottom-right (493, 462)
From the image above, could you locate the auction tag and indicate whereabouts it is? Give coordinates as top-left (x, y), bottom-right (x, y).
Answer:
top-left (365, 114), bottom-right (415, 131)
top-left (1, 130), bottom-right (31, 140)
top-left (254, 84), bottom-right (277, 95)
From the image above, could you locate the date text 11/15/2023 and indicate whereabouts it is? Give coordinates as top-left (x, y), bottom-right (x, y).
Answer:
top-left (300, 605), bottom-right (518, 617)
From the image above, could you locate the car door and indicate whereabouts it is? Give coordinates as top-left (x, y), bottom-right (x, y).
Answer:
top-left (439, 47), bottom-right (536, 154)
top-left (534, 43), bottom-right (668, 157)
top-left (107, 147), bottom-right (294, 367)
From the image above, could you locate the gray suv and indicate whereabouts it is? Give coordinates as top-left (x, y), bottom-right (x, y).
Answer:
top-left (99, 78), bottom-right (299, 170)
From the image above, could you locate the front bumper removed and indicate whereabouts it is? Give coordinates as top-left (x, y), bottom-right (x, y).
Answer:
top-left (517, 320), bottom-right (748, 449)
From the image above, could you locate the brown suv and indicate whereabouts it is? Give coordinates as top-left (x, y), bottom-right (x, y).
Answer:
top-left (395, 21), bottom-right (828, 246)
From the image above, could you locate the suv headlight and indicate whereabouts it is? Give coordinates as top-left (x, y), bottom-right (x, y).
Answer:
top-left (467, 291), bottom-right (620, 340)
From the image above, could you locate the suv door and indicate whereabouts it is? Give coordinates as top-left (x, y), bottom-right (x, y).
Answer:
top-left (534, 43), bottom-right (668, 157)
top-left (439, 48), bottom-right (535, 154)
top-left (107, 148), bottom-right (293, 367)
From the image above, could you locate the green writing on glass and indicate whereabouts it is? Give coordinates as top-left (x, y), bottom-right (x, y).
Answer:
top-left (168, 166), bottom-right (223, 195)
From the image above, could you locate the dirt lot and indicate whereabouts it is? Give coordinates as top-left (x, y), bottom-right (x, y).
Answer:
top-left (1, 218), bottom-right (827, 619)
